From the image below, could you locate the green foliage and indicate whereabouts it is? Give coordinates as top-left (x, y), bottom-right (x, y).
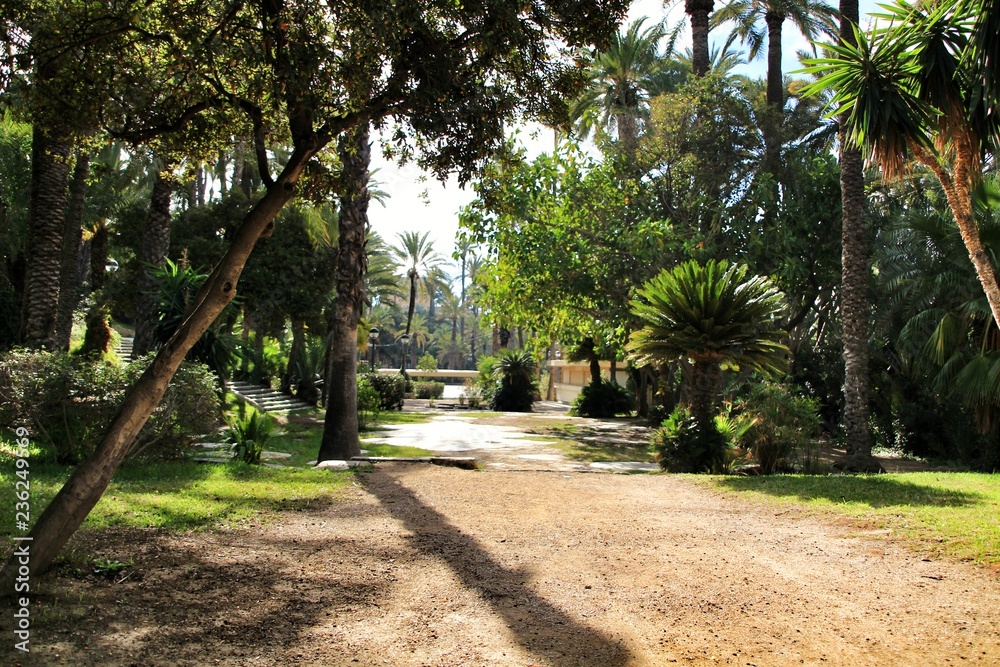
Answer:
top-left (416, 353), bottom-right (438, 372)
top-left (461, 378), bottom-right (484, 408)
top-left (356, 375), bottom-right (382, 430)
top-left (414, 381), bottom-right (445, 399)
top-left (571, 379), bottom-right (633, 418)
top-left (0, 350), bottom-right (220, 463)
top-left (362, 372), bottom-right (406, 411)
top-left (651, 404), bottom-right (732, 473)
top-left (489, 349), bottom-right (538, 412)
top-left (732, 381), bottom-right (821, 474)
top-left (223, 408), bottom-right (280, 465)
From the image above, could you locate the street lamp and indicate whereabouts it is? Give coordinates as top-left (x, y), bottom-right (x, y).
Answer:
top-left (368, 327), bottom-right (379, 370)
top-left (399, 333), bottom-right (410, 378)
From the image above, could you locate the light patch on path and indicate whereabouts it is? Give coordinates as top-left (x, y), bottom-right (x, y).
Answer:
top-left (364, 414), bottom-right (552, 453)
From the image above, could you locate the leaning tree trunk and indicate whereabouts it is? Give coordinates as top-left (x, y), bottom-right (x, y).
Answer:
top-left (0, 139), bottom-right (320, 590)
top-left (685, 0), bottom-right (714, 78)
top-left (21, 128), bottom-right (72, 348)
top-left (318, 124), bottom-right (370, 462)
top-left (133, 168), bottom-right (173, 358)
top-left (54, 151), bottom-right (91, 350)
top-left (838, 0), bottom-right (873, 464)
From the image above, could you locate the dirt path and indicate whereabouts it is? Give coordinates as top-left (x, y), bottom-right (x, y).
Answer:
top-left (11, 464), bottom-right (1000, 666)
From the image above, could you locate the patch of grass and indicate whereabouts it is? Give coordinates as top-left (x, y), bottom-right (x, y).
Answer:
top-left (702, 473), bottom-right (1000, 564)
top-left (0, 457), bottom-right (353, 547)
top-left (366, 411), bottom-right (436, 426)
top-left (360, 443), bottom-right (436, 457)
top-left (550, 438), bottom-right (656, 463)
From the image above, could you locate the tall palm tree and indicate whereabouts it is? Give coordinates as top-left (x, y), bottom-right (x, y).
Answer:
top-left (570, 18), bottom-right (681, 160)
top-left (391, 230), bottom-right (444, 341)
top-left (714, 0), bottom-right (837, 109)
top-left (804, 0), bottom-right (1000, 344)
top-left (627, 260), bottom-right (789, 434)
top-left (364, 232), bottom-right (404, 312)
top-left (686, 0), bottom-right (717, 78)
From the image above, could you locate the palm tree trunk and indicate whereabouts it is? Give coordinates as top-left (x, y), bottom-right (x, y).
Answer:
top-left (89, 220), bottom-right (109, 291)
top-left (133, 168), bottom-right (173, 358)
top-left (764, 12), bottom-right (785, 109)
top-left (54, 151), bottom-right (91, 350)
top-left (21, 128), bottom-right (71, 348)
top-left (687, 357), bottom-right (722, 431)
top-left (685, 0), bottom-right (715, 78)
top-left (0, 137), bottom-right (320, 588)
top-left (838, 0), bottom-right (873, 464)
top-left (319, 123), bottom-right (370, 462)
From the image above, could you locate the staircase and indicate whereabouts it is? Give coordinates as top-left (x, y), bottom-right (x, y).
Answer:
top-left (115, 336), bottom-right (134, 359)
top-left (230, 380), bottom-right (315, 414)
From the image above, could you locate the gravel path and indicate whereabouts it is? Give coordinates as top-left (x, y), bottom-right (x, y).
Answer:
top-left (13, 464), bottom-right (1000, 666)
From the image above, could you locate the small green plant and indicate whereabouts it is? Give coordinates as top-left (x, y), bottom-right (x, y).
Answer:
top-left (414, 381), bottom-right (445, 399)
top-left (571, 379), bottom-right (633, 418)
top-left (92, 556), bottom-right (133, 577)
top-left (416, 353), bottom-right (438, 372)
top-left (490, 349), bottom-right (537, 412)
top-left (732, 381), bottom-right (821, 474)
top-left (651, 405), bottom-right (732, 473)
top-left (461, 378), bottom-right (483, 408)
top-left (362, 371), bottom-right (406, 410)
top-left (223, 408), bottom-right (280, 465)
top-left (357, 375), bottom-right (382, 429)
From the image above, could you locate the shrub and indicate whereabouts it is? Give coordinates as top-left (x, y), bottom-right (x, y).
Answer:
top-left (461, 378), bottom-right (483, 408)
top-left (356, 376), bottom-right (382, 429)
top-left (416, 353), bottom-right (438, 372)
top-left (732, 381), bottom-right (821, 474)
top-left (362, 371), bottom-right (406, 411)
top-left (651, 405), bottom-right (732, 473)
top-left (490, 349), bottom-right (537, 412)
top-left (222, 407), bottom-right (280, 465)
top-left (0, 350), bottom-right (220, 463)
top-left (414, 381), bottom-right (445, 399)
top-left (571, 379), bottom-right (633, 418)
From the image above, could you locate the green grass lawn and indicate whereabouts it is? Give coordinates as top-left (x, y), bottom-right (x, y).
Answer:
top-left (701, 472), bottom-right (1000, 565)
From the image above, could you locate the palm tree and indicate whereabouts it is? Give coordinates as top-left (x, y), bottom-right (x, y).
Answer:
top-left (804, 0), bottom-right (1000, 344)
top-left (391, 230), bottom-right (445, 341)
top-left (686, 0), bottom-right (717, 78)
top-left (364, 232), bottom-right (404, 312)
top-left (627, 260), bottom-right (789, 434)
top-left (570, 18), bottom-right (680, 160)
top-left (714, 0), bottom-right (837, 109)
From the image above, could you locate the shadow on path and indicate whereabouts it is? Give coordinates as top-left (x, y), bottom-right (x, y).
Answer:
top-left (362, 470), bottom-right (634, 666)
top-left (717, 474), bottom-right (981, 508)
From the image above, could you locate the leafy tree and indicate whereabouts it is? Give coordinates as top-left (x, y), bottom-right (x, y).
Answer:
top-left (627, 260), bottom-right (789, 438)
top-left (490, 349), bottom-right (538, 412)
top-left (2, 0), bottom-right (630, 585)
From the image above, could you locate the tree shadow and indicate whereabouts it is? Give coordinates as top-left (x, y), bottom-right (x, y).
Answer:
top-left (361, 470), bottom-right (634, 666)
top-left (716, 474), bottom-right (982, 508)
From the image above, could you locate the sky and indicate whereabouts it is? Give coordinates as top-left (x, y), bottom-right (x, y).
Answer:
top-left (367, 0), bottom-right (879, 276)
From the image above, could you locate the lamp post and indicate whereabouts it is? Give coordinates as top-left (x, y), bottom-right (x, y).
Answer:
top-left (368, 327), bottom-right (379, 370)
top-left (399, 333), bottom-right (410, 379)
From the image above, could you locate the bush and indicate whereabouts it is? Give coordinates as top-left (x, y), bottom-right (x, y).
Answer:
top-left (571, 379), bottom-right (633, 418)
top-left (0, 350), bottom-right (220, 463)
top-left (461, 378), bottom-right (483, 408)
top-left (651, 405), bottom-right (731, 473)
top-left (222, 407), bottom-right (280, 465)
top-left (490, 349), bottom-right (537, 412)
top-left (416, 353), bottom-right (438, 372)
top-left (356, 375), bottom-right (382, 429)
top-left (362, 371), bottom-right (406, 411)
top-left (414, 381), bottom-right (445, 399)
top-left (732, 382), bottom-right (821, 474)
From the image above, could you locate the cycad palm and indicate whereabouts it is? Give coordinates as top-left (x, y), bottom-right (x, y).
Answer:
top-left (627, 260), bottom-right (789, 430)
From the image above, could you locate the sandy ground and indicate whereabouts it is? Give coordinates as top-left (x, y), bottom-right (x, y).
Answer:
top-left (7, 461), bottom-right (1000, 667)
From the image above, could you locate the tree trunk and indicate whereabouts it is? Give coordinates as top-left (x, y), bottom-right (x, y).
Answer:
top-left (685, 0), bottom-right (714, 78)
top-left (133, 168), bottom-right (173, 358)
top-left (54, 151), bottom-right (91, 350)
top-left (838, 0), bottom-right (872, 463)
top-left (687, 357), bottom-right (722, 432)
top-left (0, 138), bottom-right (320, 589)
top-left (89, 221), bottom-right (109, 291)
top-left (762, 11), bottom-right (785, 195)
top-left (21, 128), bottom-right (71, 348)
top-left (764, 12), bottom-right (785, 110)
top-left (318, 124), bottom-right (370, 462)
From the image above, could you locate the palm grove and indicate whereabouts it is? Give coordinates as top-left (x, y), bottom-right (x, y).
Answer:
top-left (0, 0), bottom-right (998, 583)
